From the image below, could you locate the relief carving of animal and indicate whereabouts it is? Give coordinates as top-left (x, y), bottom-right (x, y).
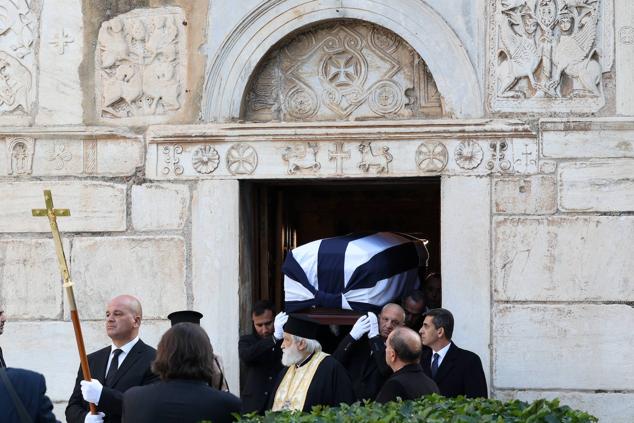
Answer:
top-left (358, 142), bottom-right (392, 174)
top-left (0, 51), bottom-right (31, 114)
top-left (282, 142), bottom-right (321, 174)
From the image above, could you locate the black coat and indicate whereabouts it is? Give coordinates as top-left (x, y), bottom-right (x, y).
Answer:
top-left (332, 334), bottom-right (391, 401)
top-left (268, 354), bottom-right (356, 412)
top-left (238, 333), bottom-right (283, 414)
top-left (122, 379), bottom-right (241, 423)
top-left (420, 342), bottom-right (488, 398)
top-left (375, 363), bottom-right (439, 403)
top-left (0, 368), bottom-right (59, 423)
top-left (65, 340), bottom-right (159, 423)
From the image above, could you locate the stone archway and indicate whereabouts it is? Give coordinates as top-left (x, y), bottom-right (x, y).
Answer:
top-left (202, 0), bottom-right (483, 121)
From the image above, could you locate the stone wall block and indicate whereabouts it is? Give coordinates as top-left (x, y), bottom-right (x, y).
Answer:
top-left (495, 390), bottom-right (634, 423)
top-left (132, 183), bottom-right (190, 231)
top-left (0, 181), bottom-right (126, 232)
top-left (69, 237), bottom-right (187, 320)
top-left (0, 239), bottom-right (67, 319)
top-left (559, 159), bottom-right (634, 212)
top-left (494, 175), bottom-right (557, 215)
top-left (616, 0), bottom-right (634, 115)
top-left (494, 217), bottom-right (634, 301)
top-left (2, 320), bottom-right (169, 402)
top-left (493, 304), bottom-right (634, 390)
top-left (541, 119), bottom-right (634, 158)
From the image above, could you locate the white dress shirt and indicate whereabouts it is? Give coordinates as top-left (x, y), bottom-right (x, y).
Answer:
top-left (431, 341), bottom-right (452, 369)
top-left (105, 336), bottom-right (139, 375)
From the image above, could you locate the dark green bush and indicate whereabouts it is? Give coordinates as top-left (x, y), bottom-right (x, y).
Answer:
top-left (236, 394), bottom-right (597, 423)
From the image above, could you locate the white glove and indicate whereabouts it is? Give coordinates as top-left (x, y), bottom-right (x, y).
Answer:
top-left (80, 379), bottom-right (103, 405)
top-left (368, 312), bottom-right (379, 338)
top-left (273, 311), bottom-right (288, 340)
top-left (84, 412), bottom-right (105, 423)
top-left (349, 315), bottom-right (371, 340)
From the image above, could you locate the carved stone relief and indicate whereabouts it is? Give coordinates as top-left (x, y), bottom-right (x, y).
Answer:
top-left (486, 141), bottom-right (512, 172)
top-left (192, 145), bottom-right (219, 174)
top-left (358, 142), bottom-right (392, 174)
top-left (416, 142), bottom-right (448, 172)
top-left (162, 144), bottom-right (184, 175)
top-left (48, 143), bottom-right (72, 170)
top-left (328, 142), bottom-right (351, 176)
top-left (455, 140), bottom-right (484, 170)
top-left (489, 0), bottom-right (613, 112)
top-left (83, 140), bottom-right (98, 174)
top-left (96, 7), bottom-right (186, 119)
top-left (226, 143), bottom-right (258, 175)
top-left (282, 143), bottom-right (321, 174)
top-left (49, 28), bottom-right (74, 55)
top-left (244, 21), bottom-right (443, 122)
top-left (7, 136), bottom-right (34, 175)
top-left (0, 0), bottom-right (38, 118)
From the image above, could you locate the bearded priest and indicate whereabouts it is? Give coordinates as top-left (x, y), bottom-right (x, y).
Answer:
top-left (269, 315), bottom-right (356, 412)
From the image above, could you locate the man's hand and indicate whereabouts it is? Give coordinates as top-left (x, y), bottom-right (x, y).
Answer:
top-left (368, 312), bottom-right (379, 338)
top-left (80, 379), bottom-right (103, 405)
top-left (273, 311), bottom-right (288, 340)
top-left (349, 315), bottom-right (371, 340)
top-left (84, 412), bottom-right (105, 423)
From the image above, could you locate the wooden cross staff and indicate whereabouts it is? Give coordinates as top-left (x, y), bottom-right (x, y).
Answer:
top-left (32, 190), bottom-right (97, 415)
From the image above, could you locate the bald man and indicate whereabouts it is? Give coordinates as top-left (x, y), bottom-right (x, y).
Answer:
top-left (66, 295), bottom-right (158, 423)
top-left (375, 327), bottom-right (438, 403)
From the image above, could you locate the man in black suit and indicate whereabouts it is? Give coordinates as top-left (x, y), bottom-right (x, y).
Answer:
top-left (0, 367), bottom-right (59, 422)
top-left (375, 327), bottom-right (438, 403)
top-left (0, 307), bottom-right (7, 368)
top-left (419, 308), bottom-right (488, 398)
top-left (66, 295), bottom-right (159, 423)
top-left (332, 303), bottom-right (405, 401)
top-left (238, 300), bottom-right (284, 414)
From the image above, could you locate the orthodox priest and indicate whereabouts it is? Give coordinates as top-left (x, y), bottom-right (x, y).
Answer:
top-left (269, 315), bottom-right (356, 412)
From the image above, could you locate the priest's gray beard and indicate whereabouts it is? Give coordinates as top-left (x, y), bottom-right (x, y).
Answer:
top-left (281, 344), bottom-right (305, 367)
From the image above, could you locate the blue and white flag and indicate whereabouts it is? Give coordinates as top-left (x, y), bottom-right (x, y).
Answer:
top-left (282, 232), bottom-right (429, 313)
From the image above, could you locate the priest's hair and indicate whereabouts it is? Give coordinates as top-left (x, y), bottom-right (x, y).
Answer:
top-left (291, 335), bottom-right (322, 354)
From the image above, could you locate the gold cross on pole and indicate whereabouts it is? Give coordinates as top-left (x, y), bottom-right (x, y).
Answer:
top-left (32, 190), bottom-right (98, 415)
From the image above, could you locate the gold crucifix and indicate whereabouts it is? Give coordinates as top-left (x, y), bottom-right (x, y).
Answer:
top-left (32, 190), bottom-right (98, 415)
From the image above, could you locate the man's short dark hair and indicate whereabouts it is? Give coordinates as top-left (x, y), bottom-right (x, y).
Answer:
top-left (402, 289), bottom-right (425, 304)
top-left (252, 300), bottom-right (274, 317)
top-left (424, 308), bottom-right (454, 340)
top-left (152, 322), bottom-right (215, 384)
top-left (388, 328), bottom-right (422, 363)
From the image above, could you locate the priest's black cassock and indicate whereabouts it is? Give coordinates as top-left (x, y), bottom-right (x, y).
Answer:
top-left (268, 315), bottom-right (356, 412)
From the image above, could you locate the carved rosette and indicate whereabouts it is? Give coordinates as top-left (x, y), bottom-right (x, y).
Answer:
top-left (455, 140), bottom-right (483, 170)
top-left (226, 143), bottom-right (258, 175)
top-left (368, 81), bottom-right (404, 115)
top-left (192, 145), bottom-right (220, 174)
top-left (416, 142), bottom-right (448, 172)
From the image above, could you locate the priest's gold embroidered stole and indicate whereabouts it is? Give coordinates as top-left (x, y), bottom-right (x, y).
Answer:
top-left (272, 351), bottom-right (328, 411)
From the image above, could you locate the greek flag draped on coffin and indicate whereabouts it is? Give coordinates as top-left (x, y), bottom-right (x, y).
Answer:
top-left (282, 232), bottom-right (429, 313)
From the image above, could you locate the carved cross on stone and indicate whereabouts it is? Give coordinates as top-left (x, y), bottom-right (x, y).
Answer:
top-left (328, 142), bottom-right (351, 176)
top-left (49, 28), bottom-right (74, 55)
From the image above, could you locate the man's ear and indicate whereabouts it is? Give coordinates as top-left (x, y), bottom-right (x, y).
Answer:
top-left (438, 327), bottom-right (445, 339)
top-left (298, 339), bottom-right (307, 351)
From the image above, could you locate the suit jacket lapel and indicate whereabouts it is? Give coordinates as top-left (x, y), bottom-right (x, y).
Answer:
top-left (92, 347), bottom-right (111, 382)
top-left (421, 349), bottom-right (433, 377)
top-left (434, 343), bottom-right (458, 382)
top-left (108, 340), bottom-right (145, 387)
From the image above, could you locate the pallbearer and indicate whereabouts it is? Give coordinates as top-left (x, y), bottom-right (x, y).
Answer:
top-left (269, 315), bottom-right (355, 412)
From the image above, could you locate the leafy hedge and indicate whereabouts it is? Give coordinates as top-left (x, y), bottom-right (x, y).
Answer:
top-left (237, 394), bottom-right (597, 423)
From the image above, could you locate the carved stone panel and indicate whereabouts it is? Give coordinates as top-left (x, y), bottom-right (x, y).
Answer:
top-left (7, 137), bottom-right (35, 175)
top-left (96, 7), bottom-right (186, 121)
top-left (489, 0), bottom-right (613, 113)
top-left (0, 0), bottom-right (40, 123)
top-left (244, 21), bottom-right (443, 122)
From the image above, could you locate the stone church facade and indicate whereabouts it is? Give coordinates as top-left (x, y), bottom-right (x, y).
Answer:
top-left (1, 0), bottom-right (633, 421)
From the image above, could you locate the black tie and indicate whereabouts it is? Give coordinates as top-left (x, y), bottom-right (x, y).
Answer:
top-left (431, 353), bottom-right (439, 378)
top-left (105, 349), bottom-right (123, 386)
top-left (0, 347), bottom-right (6, 368)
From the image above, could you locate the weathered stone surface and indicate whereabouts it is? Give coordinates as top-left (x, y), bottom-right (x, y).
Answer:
top-left (132, 183), bottom-right (190, 231)
top-left (70, 237), bottom-right (187, 320)
top-left (441, 176), bottom-right (491, 388)
top-left (616, 0), bottom-right (634, 115)
top-left (192, 180), bottom-right (240, 392)
top-left (494, 217), bottom-right (634, 301)
top-left (541, 119), bottom-right (634, 158)
top-left (36, 0), bottom-right (83, 125)
top-left (494, 175), bottom-right (557, 215)
top-left (0, 181), bottom-right (126, 232)
top-left (0, 239), bottom-right (67, 319)
top-left (95, 138), bottom-right (145, 176)
top-left (495, 390), bottom-right (634, 423)
top-left (3, 320), bottom-right (169, 402)
top-left (32, 139), bottom-right (83, 175)
top-left (493, 304), bottom-right (634, 390)
top-left (559, 160), bottom-right (634, 212)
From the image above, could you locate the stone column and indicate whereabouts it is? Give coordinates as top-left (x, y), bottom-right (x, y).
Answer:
top-left (192, 179), bottom-right (241, 392)
top-left (441, 175), bottom-right (491, 390)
